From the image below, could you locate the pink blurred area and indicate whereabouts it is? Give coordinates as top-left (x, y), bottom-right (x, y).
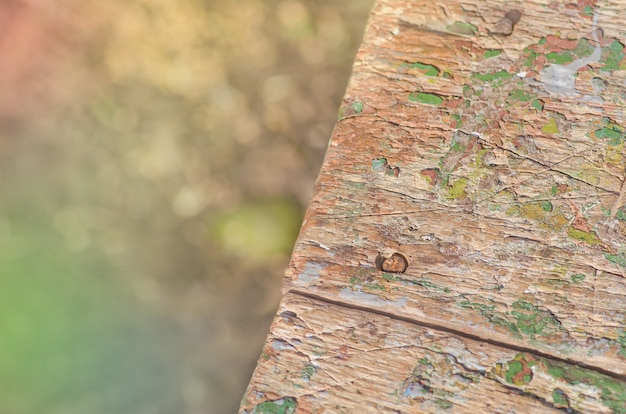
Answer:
top-left (0, 1), bottom-right (103, 117)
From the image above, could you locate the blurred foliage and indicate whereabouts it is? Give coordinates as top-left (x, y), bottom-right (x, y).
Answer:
top-left (0, 0), bottom-right (371, 413)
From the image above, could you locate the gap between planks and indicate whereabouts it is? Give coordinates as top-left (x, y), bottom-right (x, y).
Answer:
top-left (288, 287), bottom-right (626, 382)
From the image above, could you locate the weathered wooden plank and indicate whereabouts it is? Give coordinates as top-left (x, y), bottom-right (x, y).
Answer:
top-left (241, 293), bottom-right (625, 413)
top-left (243, 0), bottom-right (626, 411)
top-left (284, 0), bottom-right (626, 377)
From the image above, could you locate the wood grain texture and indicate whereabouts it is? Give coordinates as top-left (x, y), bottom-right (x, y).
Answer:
top-left (241, 293), bottom-right (622, 413)
top-left (243, 0), bottom-right (626, 411)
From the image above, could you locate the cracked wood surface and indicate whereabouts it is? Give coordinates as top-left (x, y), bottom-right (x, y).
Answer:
top-left (242, 0), bottom-right (626, 412)
top-left (241, 293), bottom-right (621, 413)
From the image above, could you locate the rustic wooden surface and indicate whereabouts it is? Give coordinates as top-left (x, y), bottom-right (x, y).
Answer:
top-left (241, 0), bottom-right (626, 412)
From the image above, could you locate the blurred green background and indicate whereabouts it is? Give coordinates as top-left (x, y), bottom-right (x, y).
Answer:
top-left (0, 1), bottom-right (371, 413)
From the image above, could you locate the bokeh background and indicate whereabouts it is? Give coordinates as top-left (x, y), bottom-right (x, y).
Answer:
top-left (0, 1), bottom-right (372, 413)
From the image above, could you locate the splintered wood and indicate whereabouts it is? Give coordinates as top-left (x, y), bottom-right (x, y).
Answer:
top-left (241, 0), bottom-right (626, 412)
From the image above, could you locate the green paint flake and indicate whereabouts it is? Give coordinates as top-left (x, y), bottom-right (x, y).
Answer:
top-left (484, 49), bottom-right (502, 59)
top-left (351, 101), bottom-right (363, 113)
top-left (531, 99), bottom-right (544, 111)
top-left (301, 365), bottom-right (316, 380)
top-left (541, 201), bottom-right (553, 212)
top-left (382, 273), bottom-right (399, 281)
top-left (447, 177), bottom-right (469, 200)
top-left (372, 158), bottom-right (387, 170)
top-left (573, 38), bottom-right (595, 59)
top-left (409, 62), bottom-right (440, 76)
top-left (365, 282), bottom-right (386, 291)
top-left (543, 359), bottom-right (626, 413)
top-left (524, 51), bottom-right (538, 67)
top-left (459, 301), bottom-right (520, 337)
top-left (550, 184), bottom-right (558, 196)
top-left (605, 252), bottom-right (626, 268)
top-left (471, 70), bottom-right (513, 82)
top-left (510, 299), bottom-right (562, 339)
top-left (552, 389), bottom-right (570, 407)
top-left (618, 331), bottom-right (626, 357)
top-left (446, 21), bottom-right (477, 36)
top-left (509, 89), bottom-right (534, 102)
top-left (617, 207), bottom-right (626, 221)
top-left (567, 227), bottom-right (601, 245)
top-left (409, 277), bottom-right (451, 293)
top-left (546, 51), bottom-right (574, 65)
top-left (462, 84), bottom-right (473, 98)
top-left (542, 118), bottom-right (559, 134)
top-left (594, 125), bottom-right (624, 146)
top-left (418, 357), bottom-right (432, 365)
top-left (433, 399), bottom-right (453, 410)
top-left (451, 114), bottom-right (462, 128)
top-left (538, 37), bottom-right (547, 45)
top-left (253, 397), bottom-right (297, 414)
top-left (506, 361), bottom-right (524, 383)
top-left (583, 6), bottom-right (594, 16)
top-left (496, 353), bottom-right (536, 386)
top-left (602, 40), bottom-right (625, 72)
top-left (408, 92), bottom-right (444, 105)
top-left (570, 273), bottom-right (586, 284)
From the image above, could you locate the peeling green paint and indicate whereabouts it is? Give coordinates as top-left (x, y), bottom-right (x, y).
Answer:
top-left (418, 357), bottom-right (432, 365)
top-left (524, 50), bottom-right (538, 67)
top-left (451, 113), bottom-right (462, 128)
top-left (570, 273), bottom-right (586, 284)
top-left (518, 202), bottom-right (568, 230)
top-left (493, 353), bottom-right (626, 412)
top-left (531, 99), bottom-right (544, 111)
top-left (460, 299), bottom-right (563, 340)
top-left (618, 331), bottom-right (626, 357)
top-left (594, 124), bottom-right (624, 146)
top-left (446, 21), bottom-right (477, 36)
top-left (567, 227), bottom-right (601, 245)
top-left (411, 277), bottom-right (451, 293)
top-left (433, 398), bottom-right (453, 409)
top-left (301, 365), bottom-right (316, 380)
top-left (459, 300), bottom-right (520, 337)
top-left (364, 282), bottom-right (386, 291)
top-left (542, 359), bottom-right (626, 413)
top-left (546, 51), bottom-right (574, 64)
top-left (408, 92), bottom-right (444, 105)
top-left (583, 6), bottom-right (594, 16)
top-left (372, 158), bottom-right (387, 170)
top-left (409, 62), bottom-right (440, 77)
top-left (573, 38), bottom-right (595, 59)
top-left (351, 101), bottom-right (364, 113)
top-left (605, 252), bottom-right (626, 268)
top-left (542, 118), bottom-right (559, 134)
top-left (382, 273), bottom-right (400, 282)
top-left (471, 70), bottom-right (513, 82)
top-left (552, 389), bottom-right (570, 408)
top-left (510, 299), bottom-right (562, 339)
top-left (602, 40), bottom-right (626, 71)
top-left (447, 177), bottom-right (469, 200)
top-left (492, 353), bottom-right (536, 386)
top-left (461, 85), bottom-right (473, 98)
top-left (253, 397), bottom-right (297, 414)
top-left (509, 89), bottom-right (535, 102)
top-left (484, 49), bottom-right (502, 59)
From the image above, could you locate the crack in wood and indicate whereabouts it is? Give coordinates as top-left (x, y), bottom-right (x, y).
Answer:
top-left (287, 289), bottom-right (626, 382)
